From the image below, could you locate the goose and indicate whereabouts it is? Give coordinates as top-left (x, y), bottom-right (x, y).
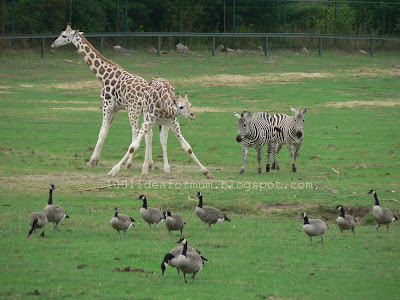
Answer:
top-left (110, 207), bottom-right (135, 238)
top-left (161, 243), bottom-right (205, 278)
top-left (27, 212), bottom-right (47, 238)
top-left (335, 205), bottom-right (356, 235)
top-left (301, 212), bottom-right (329, 245)
top-left (195, 191), bottom-right (231, 230)
top-left (368, 189), bottom-right (398, 232)
top-left (137, 195), bottom-right (164, 229)
top-left (163, 210), bottom-right (185, 236)
top-left (43, 184), bottom-right (69, 230)
top-left (175, 238), bottom-right (204, 284)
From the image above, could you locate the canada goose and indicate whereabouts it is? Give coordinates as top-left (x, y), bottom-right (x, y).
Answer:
top-left (161, 244), bottom-right (203, 278)
top-left (27, 212), bottom-right (47, 238)
top-left (43, 184), bottom-right (69, 230)
top-left (110, 207), bottom-right (135, 238)
top-left (368, 189), bottom-right (398, 232)
top-left (175, 238), bottom-right (204, 284)
top-left (195, 191), bottom-right (231, 230)
top-left (163, 210), bottom-right (185, 236)
top-left (335, 205), bottom-right (356, 235)
top-left (301, 212), bottom-right (329, 245)
top-left (137, 195), bottom-right (164, 228)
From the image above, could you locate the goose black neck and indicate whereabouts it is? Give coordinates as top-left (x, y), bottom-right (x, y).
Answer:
top-left (303, 216), bottom-right (310, 225)
top-left (48, 189), bottom-right (53, 205)
top-left (114, 211), bottom-right (118, 217)
top-left (340, 207), bottom-right (345, 217)
top-left (182, 241), bottom-right (188, 257)
top-left (163, 253), bottom-right (175, 263)
top-left (142, 198), bottom-right (147, 209)
top-left (373, 193), bottom-right (380, 206)
top-left (198, 195), bottom-right (203, 208)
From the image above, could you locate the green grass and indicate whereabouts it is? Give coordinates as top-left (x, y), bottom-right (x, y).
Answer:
top-left (0, 48), bottom-right (399, 299)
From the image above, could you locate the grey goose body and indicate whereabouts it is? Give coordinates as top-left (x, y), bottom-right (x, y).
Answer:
top-left (368, 189), bottom-right (398, 232)
top-left (27, 212), bottom-right (47, 238)
top-left (138, 195), bottom-right (164, 228)
top-left (335, 205), bottom-right (355, 235)
top-left (195, 192), bottom-right (231, 230)
top-left (175, 238), bottom-right (204, 284)
top-left (161, 245), bottom-right (198, 277)
top-left (110, 207), bottom-right (135, 237)
top-left (43, 184), bottom-right (69, 230)
top-left (301, 212), bottom-right (329, 245)
top-left (163, 210), bottom-right (185, 236)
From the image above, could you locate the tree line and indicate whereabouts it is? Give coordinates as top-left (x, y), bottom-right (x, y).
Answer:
top-left (2, 0), bottom-right (400, 37)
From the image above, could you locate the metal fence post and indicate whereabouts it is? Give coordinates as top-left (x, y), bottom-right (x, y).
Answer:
top-left (382, 3), bottom-right (386, 49)
top-left (212, 36), bottom-right (215, 56)
top-left (265, 36), bottom-right (268, 56)
top-left (232, 0), bottom-right (236, 49)
top-left (370, 39), bottom-right (373, 57)
top-left (180, 0), bottom-right (183, 44)
top-left (41, 38), bottom-right (45, 59)
top-left (12, 0), bottom-right (15, 50)
top-left (100, 36), bottom-right (104, 55)
top-left (319, 37), bottom-right (322, 56)
top-left (157, 36), bottom-right (161, 56)
top-left (125, 0), bottom-right (128, 48)
top-left (334, 1), bottom-right (337, 48)
top-left (283, 0), bottom-right (286, 49)
top-left (69, 0), bottom-right (73, 23)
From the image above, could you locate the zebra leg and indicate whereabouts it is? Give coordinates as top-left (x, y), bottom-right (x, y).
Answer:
top-left (265, 144), bottom-right (272, 173)
top-left (88, 104), bottom-right (118, 167)
top-left (240, 144), bottom-right (249, 174)
top-left (108, 122), bottom-right (153, 177)
top-left (286, 143), bottom-right (297, 172)
top-left (272, 143), bottom-right (283, 170)
top-left (292, 144), bottom-right (301, 172)
top-left (168, 119), bottom-right (215, 180)
top-left (257, 147), bottom-right (263, 174)
top-left (160, 125), bottom-right (171, 173)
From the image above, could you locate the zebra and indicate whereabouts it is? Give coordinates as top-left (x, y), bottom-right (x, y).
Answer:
top-left (234, 111), bottom-right (278, 174)
top-left (272, 107), bottom-right (307, 172)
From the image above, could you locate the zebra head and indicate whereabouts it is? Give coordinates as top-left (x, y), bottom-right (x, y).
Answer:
top-left (290, 107), bottom-right (307, 139)
top-left (234, 111), bottom-right (252, 143)
top-left (173, 92), bottom-right (195, 120)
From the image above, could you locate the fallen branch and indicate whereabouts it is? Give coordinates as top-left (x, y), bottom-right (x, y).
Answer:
top-left (338, 193), bottom-right (368, 198)
top-left (76, 184), bottom-right (125, 192)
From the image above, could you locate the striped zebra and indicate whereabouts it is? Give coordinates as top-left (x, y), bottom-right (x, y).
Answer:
top-left (272, 107), bottom-right (307, 172)
top-left (234, 111), bottom-right (278, 174)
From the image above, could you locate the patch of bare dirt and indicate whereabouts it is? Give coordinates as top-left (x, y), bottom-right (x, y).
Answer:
top-left (324, 100), bottom-right (400, 108)
top-left (176, 72), bottom-right (329, 87)
top-left (19, 84), bottom-right (34, 88)
top-left (112, 266), bottom-right (154, 273)
top-left (257, 202), bottom-right (316, 213)
top-left (351, 67), bottom-right (400, 78)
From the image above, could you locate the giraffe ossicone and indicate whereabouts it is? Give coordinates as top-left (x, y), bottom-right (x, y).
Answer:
top-left (108, 78), bottom-right (215, 180)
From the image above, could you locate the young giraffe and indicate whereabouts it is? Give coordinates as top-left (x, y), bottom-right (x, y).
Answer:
top-left (108, 78), bottom-right (215, 180)
top-left (51, 24), bottom-right (156, 171)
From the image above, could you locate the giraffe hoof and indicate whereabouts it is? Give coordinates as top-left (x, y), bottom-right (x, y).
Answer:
top-left (87, 159), bottom-right (99, 167)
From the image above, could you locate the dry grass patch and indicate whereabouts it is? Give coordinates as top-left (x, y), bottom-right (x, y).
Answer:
top-left (324, 100), bottom-right (400, 108)
top-left (53, 80), bottom-right (101, 90)
top-left (350, 67), bottom-right (400, 78)
top-left (176, 72), bottom-right (329, 87)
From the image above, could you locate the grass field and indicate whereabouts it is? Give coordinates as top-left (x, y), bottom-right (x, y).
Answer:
top-left (0, 47), bottom-right (399, 299)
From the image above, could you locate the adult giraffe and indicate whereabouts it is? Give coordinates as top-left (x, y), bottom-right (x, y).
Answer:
top-left (51, 24), bottom-right (154, 171)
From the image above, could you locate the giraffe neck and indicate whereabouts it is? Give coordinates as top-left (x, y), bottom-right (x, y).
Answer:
top-left (73, 34), bottom-right (125, 85)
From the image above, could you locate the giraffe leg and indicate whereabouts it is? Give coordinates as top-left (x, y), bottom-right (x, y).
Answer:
top-left (160, 125), bottom-right (171, 173)
top-left (88, 106), bottom-right (118, 167)
top-left (168, 119), bottom-right (215, 180)
top-left (240, 144), bottom-right (249, 174)
top-left (125, 105), bottom-right (141, 169)
top-left (141, 129), bottom-right (153, 175)
top-left (108, 122), bottom-right (153, 177)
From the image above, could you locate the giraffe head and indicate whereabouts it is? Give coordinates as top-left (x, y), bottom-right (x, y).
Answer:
top-left (234, 110), bottom-right (252, 143)
top-left (173, 92), bottom-right (195, 120)
top-left (51, 23), bottom-right (82, 48)
top-left (290, 107), bottom-right (307, 139)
